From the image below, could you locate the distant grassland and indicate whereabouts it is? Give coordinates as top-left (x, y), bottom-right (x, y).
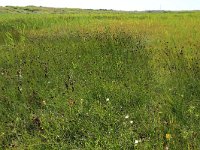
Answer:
top-left (0, 7), bottom-right (200, 149)
top-left (0, 6), bottom-right (118, 14)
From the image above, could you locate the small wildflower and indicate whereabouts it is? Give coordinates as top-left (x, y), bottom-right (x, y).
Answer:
top-left (181, 94), bottom-right (184, 98)
top-left (135, 140), bottom-right (139, 144)
top-left (166, 133), bottom-right (171, 140)
top-left (1, 72), bottom-right (4, 75)
top-left (130, 120), bottom-right (133, 124)
top-left (125, 115), bottom-right (129, 119)
top-left (106, 98), bottom-right (109, 102)
top-left (48, 81), bottom-right (51, 84)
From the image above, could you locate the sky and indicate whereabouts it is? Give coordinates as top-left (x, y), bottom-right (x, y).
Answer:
top-left (1, 0), bottom-right (200, 11)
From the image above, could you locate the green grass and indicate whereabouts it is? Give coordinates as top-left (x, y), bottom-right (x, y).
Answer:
top-left (0, 7), bottom-right (200, 149)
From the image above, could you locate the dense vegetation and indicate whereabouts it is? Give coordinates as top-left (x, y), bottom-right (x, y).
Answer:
top-left (0, 6), bottom-right (200, 149)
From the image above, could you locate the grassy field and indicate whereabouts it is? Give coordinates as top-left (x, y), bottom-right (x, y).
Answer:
top-left (0, 7), bottom-right (200, 149)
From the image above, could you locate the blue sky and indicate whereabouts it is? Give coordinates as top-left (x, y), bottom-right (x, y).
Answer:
top-left (1, 0), bottom-right (200, 11)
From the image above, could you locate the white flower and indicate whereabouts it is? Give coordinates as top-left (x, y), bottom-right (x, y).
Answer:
top-left (130, 120), bottom-right (133, 124)
top-left (106, 98), bottom-right (109, 102)
top-left (135, 140), bottom-right (139, 144)
top-left (134, 139), bottom-right (142, 145)
top-left (125, 115), bottom-right (129, 119)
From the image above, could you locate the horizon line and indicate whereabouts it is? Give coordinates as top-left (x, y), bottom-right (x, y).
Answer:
top-left (1, 5), bottom-right (200, 12)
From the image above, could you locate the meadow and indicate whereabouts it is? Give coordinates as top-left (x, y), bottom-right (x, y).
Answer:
top-left (0, 7), bottom-right (200, 149)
